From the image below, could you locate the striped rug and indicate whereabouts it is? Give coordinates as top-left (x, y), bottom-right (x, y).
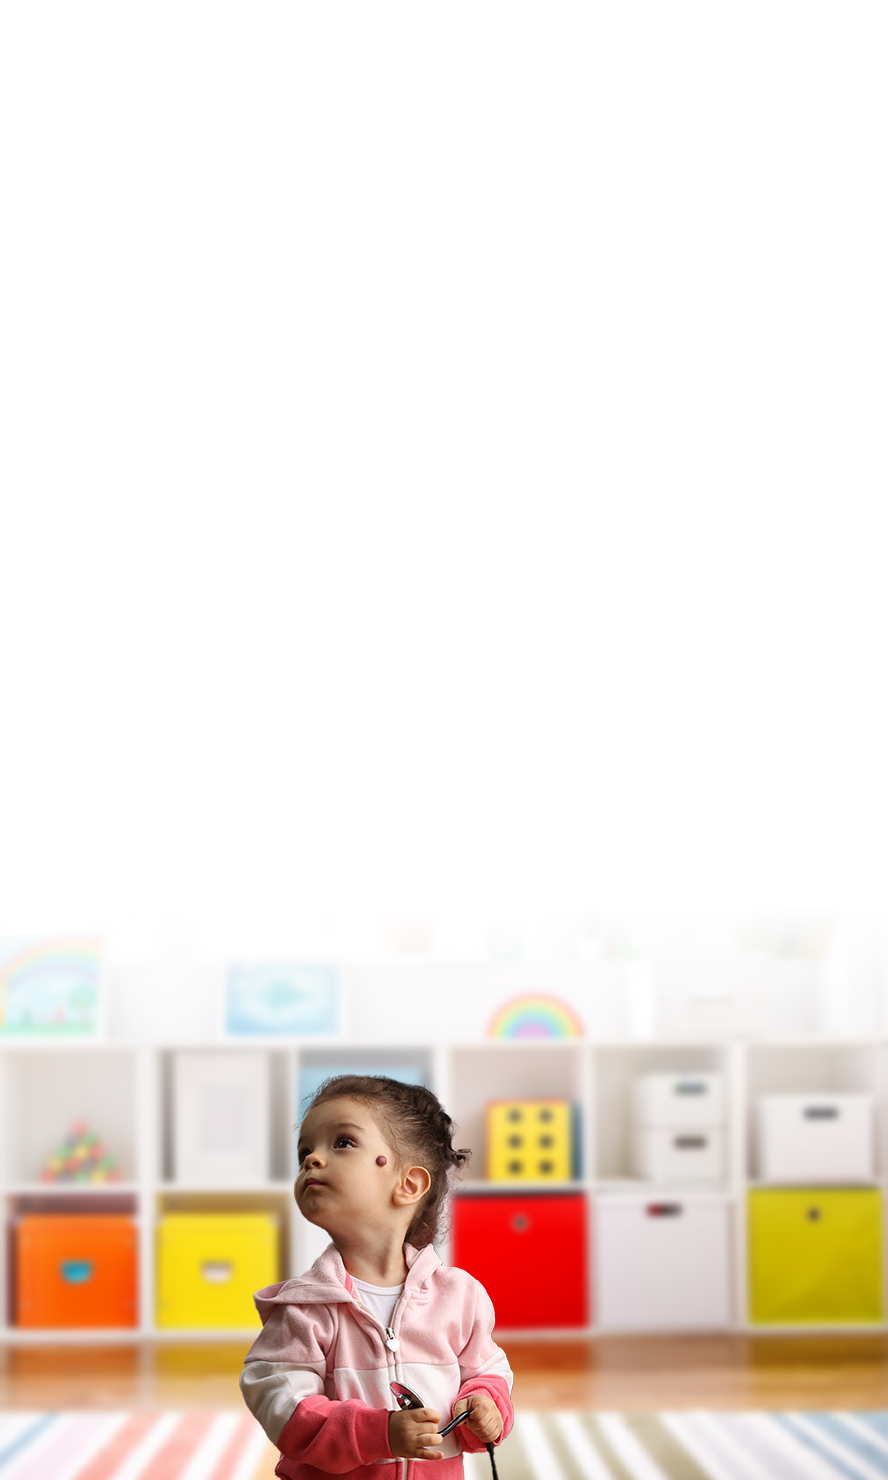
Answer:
top-left (5, 1411), bottom-right (888, 1479)
top-left (0, 1412), bottom-right (274, 1480)
top-left (465, 1412), bottom-right (888, 1479)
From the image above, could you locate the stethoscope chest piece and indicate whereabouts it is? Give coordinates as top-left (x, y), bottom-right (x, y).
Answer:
top-left (389, 1382), bottom-right (470, 1438)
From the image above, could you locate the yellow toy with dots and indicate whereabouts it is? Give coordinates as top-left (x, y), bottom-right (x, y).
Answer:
top-left (486, 1099), bottom-right (572, 1181)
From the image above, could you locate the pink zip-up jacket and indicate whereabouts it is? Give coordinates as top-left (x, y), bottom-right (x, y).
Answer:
top-left (240, 1242), bottom-right (513, 1480)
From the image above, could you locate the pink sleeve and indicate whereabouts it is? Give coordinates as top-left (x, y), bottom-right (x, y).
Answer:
top-left (277, 1396), bottom-right (392, 1474)
top-left (454, 1278), bottom-right (514, 1452)
top-left (455, 1373), bottom-right (513, 1453)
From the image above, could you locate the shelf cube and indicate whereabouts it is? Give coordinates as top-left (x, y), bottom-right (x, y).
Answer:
top-left (756, 1095), bottom-right (874, 1183)
top-left (15, 1213), bottom-right (138, 1328)
top-left (632, 1127), bottom-right (726, 1183)
top-left (749, 1188), bottom-right (883, 1324)
top-left (452, 1193), bottom-right (588, 1329)
top-left (486, 1100), bottom-right (572, 1182)
top-left (595, 1195), bottom-right (731, 1330)
top-left (633, 1072), bottom-right (725, 1129)
top-left (173, 1052), bottom-right (270, 1186)
top-left (156, 1212), bottom-right (278, 1329)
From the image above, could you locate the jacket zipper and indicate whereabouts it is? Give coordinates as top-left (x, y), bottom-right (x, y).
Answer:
top-left (351, 1296), bottom-right (406, 1478)
top-left (386, 1296), bottom-right (409, 1480)
top-left (384, 1312), bottom-right (405, 1480)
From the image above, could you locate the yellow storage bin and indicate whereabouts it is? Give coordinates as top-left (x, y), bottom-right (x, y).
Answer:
top-left (486, 1100), bottom-right (572, 1181)
top-left (749, 1188), bottom-right (883, 1325)
top-left (156, 1213), bottom-right (278, 1329)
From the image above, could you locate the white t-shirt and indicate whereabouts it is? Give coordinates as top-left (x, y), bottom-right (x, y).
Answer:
top-left (351, 1276), bottom-right (404, 1329)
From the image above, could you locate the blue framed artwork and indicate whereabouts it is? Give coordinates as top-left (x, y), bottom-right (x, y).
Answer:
top-left (0, 937), bottom-right (102, 1038)
top-left (297, 1061), bottom-right (426, 1116)
top-left (225, 963), bottom-right (339, 1037)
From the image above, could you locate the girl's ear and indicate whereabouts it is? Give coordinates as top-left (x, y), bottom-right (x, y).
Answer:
top-left (394, 1165), bottom-right (431, 1206)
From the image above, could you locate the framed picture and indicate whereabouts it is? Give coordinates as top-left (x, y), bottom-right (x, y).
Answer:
top-left (0, 936), bottom-right (103, 1038)
top-left (297, 1057), bottom-right (428, 1117)
top-left (225, 963), bottom-right (340, 1038)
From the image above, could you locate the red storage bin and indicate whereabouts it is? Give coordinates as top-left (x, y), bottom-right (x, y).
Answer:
top-left (15, 1214), bottom-right (138, 1328)
top-left (451, 1193), bottom-right (588, 1329)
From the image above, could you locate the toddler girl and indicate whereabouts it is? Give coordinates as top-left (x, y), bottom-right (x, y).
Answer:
top-left (240, 1074), bottom-right (513, 1478)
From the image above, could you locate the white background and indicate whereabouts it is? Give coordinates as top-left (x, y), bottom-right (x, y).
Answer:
top-left (1, 4), bottom-right (886, 963)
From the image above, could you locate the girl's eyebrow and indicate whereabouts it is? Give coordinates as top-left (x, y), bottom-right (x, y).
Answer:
top-left (298, 1120), bottom-right (364, 1149)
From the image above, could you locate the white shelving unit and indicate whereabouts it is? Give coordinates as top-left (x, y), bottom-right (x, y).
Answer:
top-left (1, 1036), bottom-right (887, 1341)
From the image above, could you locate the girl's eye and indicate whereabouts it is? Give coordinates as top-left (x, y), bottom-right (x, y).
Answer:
top-left (335, 1136), bottom-right (355, 1148)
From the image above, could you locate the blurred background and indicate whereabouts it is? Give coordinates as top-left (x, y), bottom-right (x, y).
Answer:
top-left (2, 0), bottom-right (888, 1460)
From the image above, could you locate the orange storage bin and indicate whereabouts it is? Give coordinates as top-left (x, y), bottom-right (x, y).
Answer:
top-left (15, 1213), bottom-right (138, 1328)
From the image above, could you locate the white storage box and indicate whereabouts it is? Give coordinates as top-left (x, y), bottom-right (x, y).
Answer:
top-left (595, 1195), bottom-right (732, 1330)
top-left (632, 1126), bottom-right (726, 1183)
top-left (654, 959), bottom-right (766, 1039)
top-left (173, 1052), bottom-right (269, 1185)
top-left (757, 1094), bottom-right (874, 1184)
top-left (633, 1073), bottom-right (724, 1129)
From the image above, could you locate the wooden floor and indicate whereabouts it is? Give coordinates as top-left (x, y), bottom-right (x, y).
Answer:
top-left (3, 1334), bottom-right (888, 1412)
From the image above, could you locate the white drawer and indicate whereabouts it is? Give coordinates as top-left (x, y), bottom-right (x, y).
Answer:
top-left (757, 1095), bottom-right (874, 1183)
top-left (633, 1073), bottom-right (725, 1128)
top-left (595, 1196), bottom-right (732, 1330)
top-left (632, 1126), bottom-right (726, 1183)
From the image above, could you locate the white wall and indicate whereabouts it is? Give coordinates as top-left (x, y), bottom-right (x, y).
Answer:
top-left (2, 5), bottom-right (887, 956)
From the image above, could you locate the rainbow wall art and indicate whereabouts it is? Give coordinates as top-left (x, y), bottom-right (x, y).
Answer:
top-left (0, 938), bottom-right (102, 1036)
top-left (487, 993), bottom-right (584, 1041)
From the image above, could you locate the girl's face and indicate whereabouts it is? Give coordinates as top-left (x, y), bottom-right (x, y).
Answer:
top-left (295, 1097), bottom-right (401, 1236)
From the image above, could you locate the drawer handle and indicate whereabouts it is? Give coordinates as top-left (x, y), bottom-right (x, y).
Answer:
top-left (804, 1107), bottom-right (839, 1120)
top-left (646, 1204), bottom-right (682, 1218)
top-left (60, 1259), bottom-right (94, 1285)
top-left (512, 1214), bottom-right (530, 1233)
top-left (201, 1260), bottom-right (234, 1284)
top-left (673, 1136), bottom-right (707, 1149)
top-left (674, 1083), bottom-right (707, 1096)
top-left (807, 1208), bottom-right (822, 1221)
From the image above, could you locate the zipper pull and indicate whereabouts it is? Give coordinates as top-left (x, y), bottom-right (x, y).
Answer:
top-left (385, 1325), bottom-right (400, 1352)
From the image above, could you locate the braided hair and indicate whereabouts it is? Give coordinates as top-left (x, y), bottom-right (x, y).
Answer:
top-left (300, 1074), bottom-right (470, 1248)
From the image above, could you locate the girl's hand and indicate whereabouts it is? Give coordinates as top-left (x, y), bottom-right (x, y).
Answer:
top-left (388, 1407), bottom-right (444, 1461)
top-left (453, 1393), bottom-right (504, 1445)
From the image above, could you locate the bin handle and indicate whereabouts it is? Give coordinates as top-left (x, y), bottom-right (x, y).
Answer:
top-left (646, 1204), bottom-right (682, 1217)
top-left (60, 1259), bottom-right (93, 1284)
top-left (201, 1260), bottom-right (234, 1283)
top-left (804, 1107), bottom-right (839, 1120)
top-left (673, 1135), bottom-right (707, 1149)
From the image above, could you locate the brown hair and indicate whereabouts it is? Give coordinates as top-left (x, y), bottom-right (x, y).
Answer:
top-left (300, 1075), bottom-right (470, 1248)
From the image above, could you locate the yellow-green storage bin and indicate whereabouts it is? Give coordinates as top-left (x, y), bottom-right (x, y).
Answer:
top-left (749, 1188), bottom-right (883, 1325)
top-left (156, 1213), bottom-right (278, 1329)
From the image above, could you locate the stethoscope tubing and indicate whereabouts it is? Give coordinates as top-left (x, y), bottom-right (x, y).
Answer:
top-left (438, 1411), bottom-right (470, 1438)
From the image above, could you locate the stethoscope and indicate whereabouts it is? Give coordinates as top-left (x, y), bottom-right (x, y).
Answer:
top-left (391, 1383), bottom-right (500, 1478)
